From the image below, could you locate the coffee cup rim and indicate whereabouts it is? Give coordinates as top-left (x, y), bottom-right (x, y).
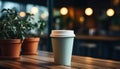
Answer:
top-left (50, 30), bottom-right (75, 37)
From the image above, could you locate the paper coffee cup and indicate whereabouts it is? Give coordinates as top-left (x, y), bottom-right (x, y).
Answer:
top-left (50, 30), bottom-right (75, 66)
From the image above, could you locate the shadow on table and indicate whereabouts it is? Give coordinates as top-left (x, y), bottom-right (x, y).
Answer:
top-left (0, 66), bottom-right (10, 69)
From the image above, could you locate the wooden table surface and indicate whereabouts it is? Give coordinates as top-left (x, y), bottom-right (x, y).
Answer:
top-left (0, 51), bottom-right (120, 69)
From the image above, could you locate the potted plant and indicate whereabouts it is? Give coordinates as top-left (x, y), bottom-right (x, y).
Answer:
top-left (20, 13), bottom-right (47, 55)
top-left (0, 8), bottom-right (24, 60)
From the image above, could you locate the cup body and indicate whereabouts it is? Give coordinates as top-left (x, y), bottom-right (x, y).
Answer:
top-left (50, 30), bottom-right (75, 66)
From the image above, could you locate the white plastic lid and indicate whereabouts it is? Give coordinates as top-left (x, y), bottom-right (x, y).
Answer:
top-left (50, 30), bottom-right (75, 37)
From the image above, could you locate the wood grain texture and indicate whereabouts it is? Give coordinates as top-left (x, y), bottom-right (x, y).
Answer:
top-left (0, 51), bottom-right (120, 69)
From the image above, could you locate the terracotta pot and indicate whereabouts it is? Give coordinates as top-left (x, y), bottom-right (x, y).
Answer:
top-left (21, 37), bottom-right (40, 55)
top-left (0, 39), bottom-right (22, 60)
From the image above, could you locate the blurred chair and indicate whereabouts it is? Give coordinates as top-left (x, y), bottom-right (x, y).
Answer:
top-left (112, 46), bottom-right (120, 61)
top-left (78, 43), bottom-right (97, 57)
top-left (72, 39), bottom-right (80, 55)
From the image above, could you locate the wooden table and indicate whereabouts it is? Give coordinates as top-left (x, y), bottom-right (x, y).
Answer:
top-left (0, 51), bottom-right (120, 69)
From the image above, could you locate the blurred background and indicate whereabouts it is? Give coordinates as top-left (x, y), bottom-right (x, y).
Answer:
top-left (0, 0), bottom-right (120, 61)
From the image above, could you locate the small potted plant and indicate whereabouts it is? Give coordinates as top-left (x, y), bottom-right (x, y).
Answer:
top-left (21, 13), bottom-right (47, 55)
top-left (0, 8), bottom-right (24, 60)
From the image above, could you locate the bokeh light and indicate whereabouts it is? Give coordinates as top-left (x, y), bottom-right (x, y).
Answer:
top-left (79, 16), bottom-right (85, 23)
top-left (31, 7), bottom-right (39, 14)
top-left (112, 0), bottom-right (120, 6)
top-left (85, 7), bottom-right (93, 16)
top-left (60, 7), bottom-right (68, 15)
top-left (41, 13), bottom-right (47, 19)
top-left (106, 8), bottom-right (115, 17)
top-left (19, 11), bottom-right (26, 17)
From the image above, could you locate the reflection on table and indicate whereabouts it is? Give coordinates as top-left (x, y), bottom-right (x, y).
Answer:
top-left (0, 51), bottom-right (120, 69)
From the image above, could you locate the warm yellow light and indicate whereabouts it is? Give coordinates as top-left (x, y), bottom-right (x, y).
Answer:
top-left (19, 11), bottom-right (26, 17)
top-left (31, 7), bottom-right (39, 14)
top-left (60, 7), bottom-right (68, 15)
top-left (79, 16), bottom-right (85, 23)
top-left (112, 0), bottom-right (120, 6)
top-left (85, 7), bottom-right (93, 16)
top-left (106, 8), bottom-right (115, 17)
top-left (41, 13), bottom-right (47, 19)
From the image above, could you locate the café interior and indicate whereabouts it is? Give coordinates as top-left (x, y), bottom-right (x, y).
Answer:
top-left (0, 0), bottom-right (120, 69)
